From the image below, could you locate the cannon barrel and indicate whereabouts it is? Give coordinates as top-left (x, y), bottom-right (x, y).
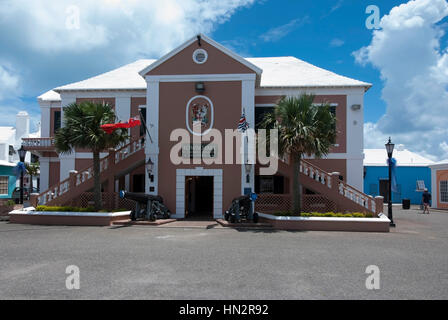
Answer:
top-left (233, 195), bottom-right (250, 203)
top-left (119, 191), bottom-right (163, 203)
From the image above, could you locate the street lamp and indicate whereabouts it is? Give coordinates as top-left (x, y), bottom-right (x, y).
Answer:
top-left (18, 145), bottom-right (27, 205)
top-left (385, 137), bottom-right (395, 227)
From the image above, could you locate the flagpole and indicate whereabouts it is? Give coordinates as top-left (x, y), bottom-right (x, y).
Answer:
top-left (139, 109), bottom-right (153, 144)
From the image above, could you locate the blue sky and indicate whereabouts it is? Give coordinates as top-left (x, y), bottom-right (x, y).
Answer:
top-left (0, 0), bottom-right (447, 160)
top-left (213, 0), bottom-right (407, 123)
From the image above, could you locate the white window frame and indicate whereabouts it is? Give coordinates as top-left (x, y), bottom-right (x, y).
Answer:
top-left (440, 180), bottom-right (448, 203)
top-left (0, 176), bottom-right (9, 196)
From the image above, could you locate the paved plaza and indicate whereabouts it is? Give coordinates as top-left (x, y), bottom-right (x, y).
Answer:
top-left (0, 207), bottom-right (447, 299)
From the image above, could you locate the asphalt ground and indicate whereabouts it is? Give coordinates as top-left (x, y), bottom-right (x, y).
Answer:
top-left (0, 206), bottom-right (446, 299)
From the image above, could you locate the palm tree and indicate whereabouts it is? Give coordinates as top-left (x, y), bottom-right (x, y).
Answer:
top-left (25, 162), bottom-right (39, 191)
top-left (55, 102), bottom-right (128, 210)
top-left (260, 94), bottom-right (337, 214)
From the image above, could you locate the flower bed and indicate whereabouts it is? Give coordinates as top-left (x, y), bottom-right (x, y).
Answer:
top-left (36, 205), bottom-right (129, 213)
top-left (258, 212), bottom-right (390, 232)
top-left (270, 211), bottom-right (375, 218)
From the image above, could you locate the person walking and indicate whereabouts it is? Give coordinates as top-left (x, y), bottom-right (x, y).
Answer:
top-left (422, 188), bottom-right (431, 214)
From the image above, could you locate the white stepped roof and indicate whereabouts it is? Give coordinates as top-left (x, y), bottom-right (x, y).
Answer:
top-left (364, 148), bottom-right (435, 167)
top-left (38, 90), bottom-right (62, 102)
top-left (41, 56), bottom-right (371, 101)
top-left (429, 159), bottom-right (448, 169)
top-left (0, 126), bottom-right (15, 143)
top-left (0, 160), bottom-right (16, 167)
top-left (54, 59), bottom-right (155, 93)
top-left (247, 57), bottom-right (371, 88)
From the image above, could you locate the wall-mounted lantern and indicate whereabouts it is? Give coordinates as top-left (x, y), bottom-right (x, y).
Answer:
top-left (146, 157), bottom-right (154, 182)
top-left (195, 82), bottom-right (205, 93)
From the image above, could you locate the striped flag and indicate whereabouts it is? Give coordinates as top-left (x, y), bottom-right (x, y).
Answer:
top-left (238, 111), bottom-right (249, 132)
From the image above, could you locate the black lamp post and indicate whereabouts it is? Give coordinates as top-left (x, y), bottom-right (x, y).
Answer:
top-left (385, 137), bottom-right (396, 227)
top-left (18, 145), bottom-right (27, 205)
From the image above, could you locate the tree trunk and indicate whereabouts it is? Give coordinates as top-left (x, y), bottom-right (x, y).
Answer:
top-left (292, 154), bottom-right (302, 214)
top-left (29, 174), bottom-right (33, 191)
top-left (93, 150), bottom-right (102, 211)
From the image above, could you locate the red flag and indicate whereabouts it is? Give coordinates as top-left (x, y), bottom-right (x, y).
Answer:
top-left (100, 117), bottom-right (141, 134)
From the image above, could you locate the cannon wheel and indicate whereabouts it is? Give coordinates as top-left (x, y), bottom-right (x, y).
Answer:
top-left (162, 210), bottom-right (170, 219)
top-left (253, 212), bottom-right (259, 223)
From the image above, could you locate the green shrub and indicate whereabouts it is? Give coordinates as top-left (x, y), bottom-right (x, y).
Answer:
top-left (36, 205), bottom-right (96, 212)
top-left (6, 200), bottom-right (15, 206)
top-left (352, 212), bottom-right (365, 218)
top-left (271, 211), bottom-right (373, 218)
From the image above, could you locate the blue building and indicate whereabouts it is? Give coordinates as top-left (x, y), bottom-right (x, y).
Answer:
top-left (0, 160), bottom-right (17, 199)
top-left (364, 147), bottom-right (434, 204)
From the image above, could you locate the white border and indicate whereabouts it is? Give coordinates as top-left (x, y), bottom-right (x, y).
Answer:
top-left (185, 95), bottom-right (214, 136)
top-left (9, 210), bottom-right (131, 217)
top-left (146, 73), bottom-right (256, 82)
top-left (257, 212), bottom-right (389, 223)
top-left (175, 168), bottom-right (223, 219)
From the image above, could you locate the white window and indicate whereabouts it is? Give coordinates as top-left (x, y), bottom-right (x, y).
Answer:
top-left (440, 180), bottom-right (448, 203)
top-left (0, 176), bottom-right (8, 195)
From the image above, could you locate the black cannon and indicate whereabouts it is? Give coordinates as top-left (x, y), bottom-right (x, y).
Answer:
top-left (119, 191), bottom-right (171, 221)
top-left (224, 195), bottom-right (258, 223)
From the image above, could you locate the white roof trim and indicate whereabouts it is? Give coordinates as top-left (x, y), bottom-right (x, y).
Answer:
top-left (138, 33), bottom-right (263, 77)
top-left (429, 161), bottom-right (448, 169)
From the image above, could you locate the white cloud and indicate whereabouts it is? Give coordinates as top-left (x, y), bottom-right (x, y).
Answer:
top-left (330, 38), bottom-right (344, 47)
top-left (0, 0), bottom-right (255, 55)
top-left (0, 0), bottom-right (255, 128)
top-left (354, 0), bottom-right (448, 161)
top-left (259, 16), bottom-right (310, 42)
top-left (0, 64), bottom-right (20, 100)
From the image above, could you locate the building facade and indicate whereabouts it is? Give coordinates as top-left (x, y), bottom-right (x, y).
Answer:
top-left (24, 34), bottom-right (372, 218)
top-left (429, 161), bottom-right (448, 210)
top-left (0, 111), bottom-right (39, 198)
top-left (364, 147), bottom-right (434, 204)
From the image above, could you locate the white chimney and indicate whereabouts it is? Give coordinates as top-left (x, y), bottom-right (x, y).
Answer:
top-left (15, 111), bottom-right (30, 142)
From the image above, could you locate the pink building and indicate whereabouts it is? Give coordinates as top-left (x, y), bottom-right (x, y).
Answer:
top-left (24, 34), bottom-right (378, 218)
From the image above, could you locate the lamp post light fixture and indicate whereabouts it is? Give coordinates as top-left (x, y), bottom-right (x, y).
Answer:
top-left (18, 145), bottom-right (27, 205)
top-left (385, 137), bottom-right (396, 227)
top-left (146, 157), bottom-right (154, 182)
top-left (245, 162), bottom-right (252, 183)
